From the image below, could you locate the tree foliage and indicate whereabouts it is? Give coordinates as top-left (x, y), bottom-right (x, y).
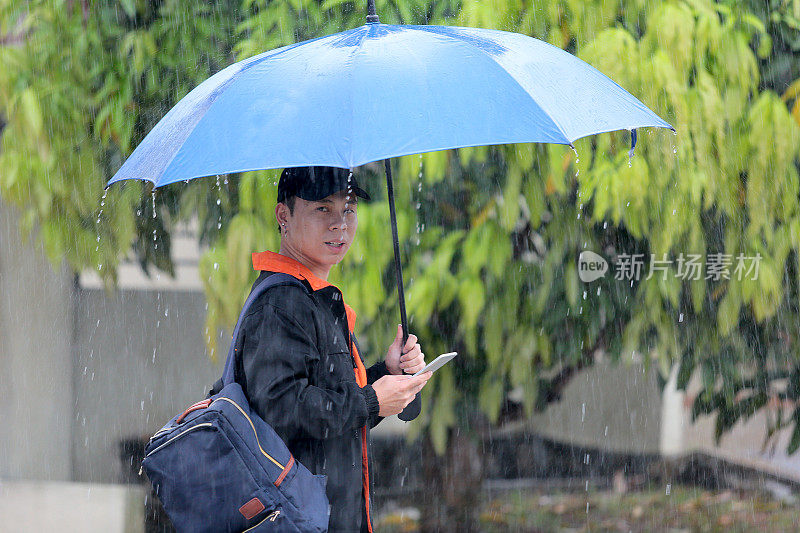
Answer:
top-left (2, 0), bottom-right (800, 489)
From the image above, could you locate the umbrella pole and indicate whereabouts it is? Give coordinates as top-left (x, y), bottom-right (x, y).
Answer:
top-left (384, 159), bottom-right (410, 344)
top-left (384, 158), bottom-right (421, 421)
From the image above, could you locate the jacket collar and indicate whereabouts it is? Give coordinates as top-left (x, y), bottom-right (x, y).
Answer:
top-left (252, 250), bottom-right (356, 331)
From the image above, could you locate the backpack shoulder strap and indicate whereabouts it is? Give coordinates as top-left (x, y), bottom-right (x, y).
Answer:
top-left (216, 272), bottom-right (307, 390)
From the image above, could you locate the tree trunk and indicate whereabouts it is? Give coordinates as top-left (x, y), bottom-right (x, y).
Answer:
top-left (418, 430), bottom-right (485, 532)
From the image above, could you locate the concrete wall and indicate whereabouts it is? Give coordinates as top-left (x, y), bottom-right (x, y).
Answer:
top-left (0, 480), bottom-right (144, 533)
top-left (72, 288), bottom-right (223, 483)
top-left (0, 201), bottom-right (223, 484)
top-left (0, 204), bottom-right (74, 481)
top-left (525, 359), bottom-right (663, 454)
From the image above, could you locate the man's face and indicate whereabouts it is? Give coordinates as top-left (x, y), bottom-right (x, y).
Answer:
top-left (277, 189), bottom-right (358, 277)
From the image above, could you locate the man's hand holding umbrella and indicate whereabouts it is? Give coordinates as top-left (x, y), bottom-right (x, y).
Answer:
top-left (373, 325), bottom-right (431, 417)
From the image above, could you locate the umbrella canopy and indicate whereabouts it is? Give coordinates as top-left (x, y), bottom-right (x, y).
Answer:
top-left (107, 22), bottom-right (672, 188)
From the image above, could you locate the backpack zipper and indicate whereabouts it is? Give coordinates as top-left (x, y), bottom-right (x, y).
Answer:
top-left (145, 423), bottom-right (214, 456)
top-left (243, 510), bottom-right (281, 531)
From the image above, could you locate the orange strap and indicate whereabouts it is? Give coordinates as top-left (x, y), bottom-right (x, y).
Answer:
top-left (351, 342), bottom-right (373, 532)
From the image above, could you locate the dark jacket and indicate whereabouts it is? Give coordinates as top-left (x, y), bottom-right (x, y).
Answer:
top-left (235, 253), bottom-right (391, 532)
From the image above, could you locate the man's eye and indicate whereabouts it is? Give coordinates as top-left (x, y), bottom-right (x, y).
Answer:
top-left (317, 206), bottom-right (328, 212)
top-left (345, 208), bottom-right (355, 214)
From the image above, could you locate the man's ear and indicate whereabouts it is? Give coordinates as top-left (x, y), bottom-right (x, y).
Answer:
top-left (275, 202), bottom-right (290, 228)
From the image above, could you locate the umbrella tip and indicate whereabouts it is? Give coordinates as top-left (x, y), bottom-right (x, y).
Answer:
top-left (366, 0), bottom-right (380, 23)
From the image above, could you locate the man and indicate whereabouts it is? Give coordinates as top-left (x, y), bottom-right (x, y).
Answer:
top-left (236, 166), bottom-right (431, 532)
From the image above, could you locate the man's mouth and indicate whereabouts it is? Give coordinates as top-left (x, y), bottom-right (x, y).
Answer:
top-left (325, 241), bottom-right (345, 249)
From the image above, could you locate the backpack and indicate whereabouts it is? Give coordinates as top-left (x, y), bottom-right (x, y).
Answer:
top-left (141, 273), bottom-right (329, 532)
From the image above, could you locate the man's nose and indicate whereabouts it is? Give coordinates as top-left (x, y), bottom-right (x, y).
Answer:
top-left (329, 214), bottom-right (347, 230)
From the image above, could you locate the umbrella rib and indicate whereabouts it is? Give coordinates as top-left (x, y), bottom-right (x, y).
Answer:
top-left (407, 26), bottom-right (575, 147)
top-left (346, 26), bottom-right (373, 168)
top-left (154, 30), bottom-right (366, 185)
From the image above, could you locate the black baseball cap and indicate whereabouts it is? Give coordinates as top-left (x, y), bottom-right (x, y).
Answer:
top-left (278, 166), bottom-right (370, 204)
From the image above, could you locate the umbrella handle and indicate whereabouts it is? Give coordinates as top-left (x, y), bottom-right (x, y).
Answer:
top-left (383, 158), bottom-right (422, 421)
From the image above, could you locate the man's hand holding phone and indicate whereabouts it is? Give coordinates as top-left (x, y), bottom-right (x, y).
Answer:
top-left (372, 372), bottom-right (431, 417)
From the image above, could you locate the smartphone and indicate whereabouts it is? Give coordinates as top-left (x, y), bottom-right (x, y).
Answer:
top-left (412, 352), bottom-right (457, 377)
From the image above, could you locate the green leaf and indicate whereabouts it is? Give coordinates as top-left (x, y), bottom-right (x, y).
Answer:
top-left (457, 275), bottom-right (485, 331)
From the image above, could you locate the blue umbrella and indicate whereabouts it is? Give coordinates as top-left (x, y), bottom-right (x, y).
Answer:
top-left (108, 1), bottom-right (672, 419)
top-left (108, 20), bottom-right (671, 187)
